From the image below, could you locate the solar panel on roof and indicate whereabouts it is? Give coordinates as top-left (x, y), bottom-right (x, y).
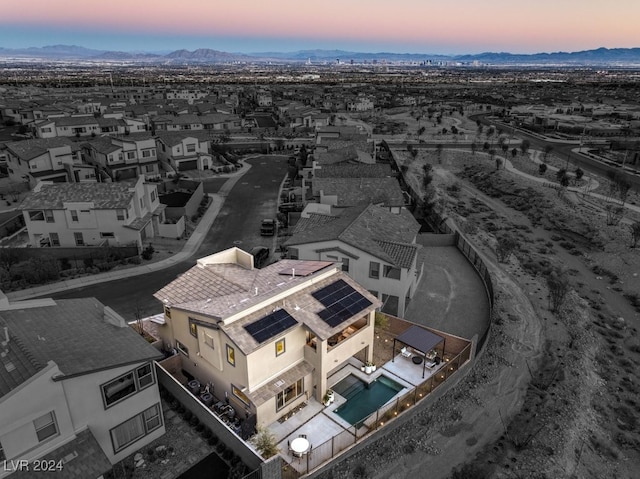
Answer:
top-left (312, 279), bottom-right (372, 327)
top-left (244, 309), bottom-right (298, 344)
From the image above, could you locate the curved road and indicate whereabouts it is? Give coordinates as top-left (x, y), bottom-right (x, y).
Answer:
top-left (50, 156), bottom-right (289, 319)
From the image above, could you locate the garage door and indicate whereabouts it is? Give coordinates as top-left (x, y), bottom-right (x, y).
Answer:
top-left (178, 159), bottom-right (198, 171)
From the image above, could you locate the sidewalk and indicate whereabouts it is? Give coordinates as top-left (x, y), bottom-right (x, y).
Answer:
top-left (5, 161), bottom-right (252, 302)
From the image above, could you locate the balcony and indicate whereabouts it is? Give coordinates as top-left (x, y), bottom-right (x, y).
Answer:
top-left (327, 317), bottom-right (367, 349)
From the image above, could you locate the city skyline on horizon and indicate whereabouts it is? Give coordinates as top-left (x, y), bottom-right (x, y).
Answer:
top-left (2, 0), bottom-right (639, 56)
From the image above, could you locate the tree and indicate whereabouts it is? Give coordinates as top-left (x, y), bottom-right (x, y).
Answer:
top-left (422, 163), bottom-right (434, 190)
top-left (543, 145), bottom-right (554, 161)
top-left (630, 222), bottom-right (640, 248)
top-left (539, 163), bottom-right (548, 175)
top-left (250, 426), bottom-right (279, 459)
top-left (0, 249), bottom-right (23, 284)
top-left (546, 268), bottom-right (570, 313)
top-left (495, 157), bottom-right (503, 170)
top-left (605, 204), bottom-right (625, 226)
top-left (471, 141), bottom-right (477, 156)
top-left (511, 148), bottom-right (518, 158)
top-left (574, 167), bottom-right (584, 181)
top-left (496, 235), bottom-right (518, 262)
top-left (520, 139), bottom-right (530, 156)
top-left (483, 142), bottom-right (490, 152)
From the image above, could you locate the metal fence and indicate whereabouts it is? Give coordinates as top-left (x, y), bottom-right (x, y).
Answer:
top-left (280, 343), bottom-right (473, 477)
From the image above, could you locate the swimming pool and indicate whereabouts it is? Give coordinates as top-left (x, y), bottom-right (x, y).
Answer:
top-left (332, 375), bottom-right (404, 426)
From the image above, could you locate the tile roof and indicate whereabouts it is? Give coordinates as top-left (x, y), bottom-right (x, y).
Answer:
top-left (156, 130), bottom-right (210, 147)
top-left (155, 257), bottom-right (380, 353)
top-left (285, 204), bottom-right (420, 268)
top-left (83, 136), bottom-right (121, 154)
top-left (19, 181), bottom-right (135, 210)
top-left (6, 137), bottom-right (75, 161)
top-left (53, 116), bottom-right (100, 127)
top-left (315, 163), bottom-right (393, 179)
top-left (0, 318), bottom-right (45, 398)
top-left (10, 428), bottom-right (112, 479)
top-left (313, 177), bottom-right (405, 207)
top-left (0, 298), bottom-right (162, 382)
top-left (247, 360), bottom-right (315, 407)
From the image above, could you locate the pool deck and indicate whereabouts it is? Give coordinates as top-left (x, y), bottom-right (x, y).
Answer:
top-left (267, 355), bottom-right (426, 472)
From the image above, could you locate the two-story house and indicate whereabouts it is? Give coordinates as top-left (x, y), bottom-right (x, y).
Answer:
top-left (0, 295), bottom-right (164, 478)
top-left (284, 203), bottom-right (423, 317)
top-left (153, 247), bottom-right (380, 427)
top-left (20, 176), bottom-right (165, 248)
top-left (5, 137), bottom-right (95, 187)
top-left (83, 133), bottom-right (160, 181)
top-left (155, 131), bottom-right (213, 172)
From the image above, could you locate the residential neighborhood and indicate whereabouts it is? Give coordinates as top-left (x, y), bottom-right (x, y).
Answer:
top-left (0, 57), bottom-right (639, 479)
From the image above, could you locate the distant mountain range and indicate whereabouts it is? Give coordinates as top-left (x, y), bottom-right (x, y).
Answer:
top-left (1, 44), bottom-right (640, 65)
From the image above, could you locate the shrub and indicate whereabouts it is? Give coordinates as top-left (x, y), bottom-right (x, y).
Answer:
top-left (182, 410), bottom-right (192, 421)
top-left (189, 416), bottom-right (199, 427)
top-left (141, 245), bottom-right (155, 260)
top-left (128, 256), bottom-right (142, 265)
top-left (83, 257), bottom-right (94, 268)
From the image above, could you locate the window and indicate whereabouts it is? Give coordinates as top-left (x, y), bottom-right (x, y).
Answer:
top-left (142, 150), bottom-right (152, 158)
top-left (145, 164), bottom-right (155, 173)
top-left (342, 258), bottom-right (350, 273)
top-left (29, 210), bottom-right (44, 221)
top-left (176, 340), bottom-right (189, 357)
top-left (50, 233), bottom-right (60, 246)
top-left (164, 306), bottom-right (171, 318)
top-left (369, 261), bottom-right (380, 279)
top-left (110, 404), bottom-right (162, 453)
top-left (204, 332), bottom-right (215, 349)
top-left (232, 385), bottom-right (250, 406)
top-left (275, 338), bottom-right (286, 356)
top-left (34, 412), bottom-right (58, 442)
top-left (186, 143), bottom-right (196, 152)
top-left (127, 151), bottom-right (136, 160)
top-left (383, 265), bottom-right (401, 280)
top-left (136, 364), bottom-right (154, 389)
top-left (0, 441), bottom-right (4, 461)
top-left (226, 344), bottom-right (235, 366)
top-left (150, 190), bottom-right (156, 201)
top-left (276, 378), bottom-right (303, 411)
top-left (74, 232), bottom-right (84, 246)
top-left (71, 210), bottom-right (78, 222)
top-left (45, 210), bottom-right (54, 223)
top-left (100, 232), bottom-right (115, 238)
top-left (189, 318), bottom-right (198, 338)
top-left (102, 364), bottom-right (155, 407)
top-left (116, 209), bottom-right (127, 221)
top-left (41, 127), bottom-right (51, 133)
top-left (103, 372), bottom-right (136, 406)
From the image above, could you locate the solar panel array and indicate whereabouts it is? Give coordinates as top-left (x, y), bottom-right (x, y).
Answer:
top-left (244, 309), bottom-right (298, 343)
top-left (312, 279), bottom-right (372, 327)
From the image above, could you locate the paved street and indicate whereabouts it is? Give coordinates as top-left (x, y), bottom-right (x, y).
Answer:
top-left (48, 155), bottom-right (288, 319)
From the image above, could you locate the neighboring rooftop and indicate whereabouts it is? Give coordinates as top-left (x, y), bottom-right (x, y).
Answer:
top-left (19, 180), bottom-right (138, 210)
top-left (285, 203), bottom-right (421, 269)
top-left (313, 177), bottom-right (405, 207)
top-left (0, 297), bottom-right (162, 389)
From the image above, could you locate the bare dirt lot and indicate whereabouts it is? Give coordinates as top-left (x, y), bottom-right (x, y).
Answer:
top-left (317, 149), bottom-right (640, 479)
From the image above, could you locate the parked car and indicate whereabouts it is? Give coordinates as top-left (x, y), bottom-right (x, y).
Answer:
top-left (260, 218), bottom-right (276, 236)
top-left (249, 246), bottom-right (270, 268)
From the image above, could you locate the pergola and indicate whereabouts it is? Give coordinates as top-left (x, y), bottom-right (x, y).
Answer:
top-left (392, 325), bottom-right (446, 378)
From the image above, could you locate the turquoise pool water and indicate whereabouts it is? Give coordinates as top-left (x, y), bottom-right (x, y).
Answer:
top-left (333, 375), bottom-right (404, 426)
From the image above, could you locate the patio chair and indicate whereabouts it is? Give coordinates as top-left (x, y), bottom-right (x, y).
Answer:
top-left (300, 434), bottom-right (307, 439)
top-left (401, 347), bottom-right (412, 358)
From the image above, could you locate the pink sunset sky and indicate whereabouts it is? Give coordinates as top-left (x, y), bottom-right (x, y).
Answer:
top-left (2, 0), bottom-right (638, 54)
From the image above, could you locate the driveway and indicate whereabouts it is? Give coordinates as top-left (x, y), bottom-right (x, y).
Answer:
top-left (404, 236), bottom-right (490, 342)
top-left (49, 155), bottom-right (288, 319)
